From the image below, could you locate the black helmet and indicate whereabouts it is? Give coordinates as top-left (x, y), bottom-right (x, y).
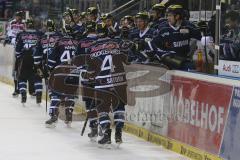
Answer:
top-left (85, 21), bottom-right (96, 33)
top-left (70, 8), bottom-right (79, 15)
top-left (26, 18), bottom-right (34, 28)
top-left (87, 7), bottom-right (98, 15)
top-left (46, 19), bottom-right (55, 32)
top-left (80, 12), bottom-right (86, 18)
top-left (105, 13), bottom-right (113, 19)
top-left (15, 11), bottom-right (24, 18)
top-left (135, 12), bottom-right (149, 21)
top-left (96, 23), bottom-right (108, 37)
top-left (152, 3), bottom-right (166, 11)
top-left (123, 15), bottom-right (134, 23)
top-left (63, 11), bottom-right (70, 18)
top-left (166, 5), bottom-right (184, 16)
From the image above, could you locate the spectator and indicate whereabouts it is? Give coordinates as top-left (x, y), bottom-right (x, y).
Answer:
top-left (220, 10), bottom-right (240, 61)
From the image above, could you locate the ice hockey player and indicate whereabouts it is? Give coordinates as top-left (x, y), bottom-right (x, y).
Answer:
top-left (34, 19), bottom-right (62, 77)
top-left (86, 7), bottom-right (99, 22)
top-left (101, 13), bottom-right (120, 38)
top-left (74, 20), bottom-right (98, 141)
top-left (128, 12), bottom-right (155, 63)
top-left (86, 23), bottom-right (128, 147)
top-left (150, 5), bottom-right (202, 70)
top-left (68, 8), bottom-right (85, 39)
top-left (150, 3), bottom-right (167, 30)
top-left (5, 11), bottom-right (26, 45)
top-left (34, 19), bottom-right (62, 100)
top-left (45, 23), bottom-right (78, 128)
top-left (15, 18), bottom-right (43, 104)
top-left (4, 11), bottom-right (26, 97)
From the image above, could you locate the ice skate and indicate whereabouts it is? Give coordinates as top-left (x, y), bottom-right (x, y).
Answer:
top-left (12, 91), bottom-right (19, 97)
top-left (98, 129), bottom-right (112, 149)
top-left (64, 108), bottom-right (73, 128)
top-left (45, 116), bottom-right (58, 128)
top-left (88, 126), bottom-right (98, 142)
top-left (115, 128), bottom-right (123, 148)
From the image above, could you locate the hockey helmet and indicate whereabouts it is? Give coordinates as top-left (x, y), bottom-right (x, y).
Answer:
top-left (166, 5), bottom-right (184, 17)
top-left (135, 12), bottom-right (149, 21)
top-left (152, 3), bottom-right (166, 11)
top-left (96, 22), bottom-right (108, 37)
top-left (46, 19), bottom-right (55, 32)
top-left (15, 11), bottom-right (24, 18)
top-left (80, 12), bottom-right (86, 18)
top-left (26, 18), bottom-right (34, 28)
top-left (63, 11), bottom-right (71, 18)
top-left (70, 8), bottom-right (79, 15)
top-left (87, 7), bottom-right (98, 15)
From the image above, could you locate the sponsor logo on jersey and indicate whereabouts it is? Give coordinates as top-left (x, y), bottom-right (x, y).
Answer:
top-left (90, 43), bottom-right (119, 52)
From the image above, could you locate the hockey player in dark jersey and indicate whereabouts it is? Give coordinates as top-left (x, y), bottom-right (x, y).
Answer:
top-left (45, 24), bottom-right (78, 128)
top-left (34, 19), bottom-right (62, 102)
top-left (5, 11), bottom-right (26, 97)
top-left (68, 8), bottom-right (85, 40)
top-left (74, 21), bottom-right (98, 141)
top-left (34, 19), bottom-right (62, 76)
top-left (128, 12), bottom-right (155, 63)
top-left (150, 3), bottom-right (167, 30)
top-left (150, 5), bottom-right (202, 70)
top-left (86, 23), bottom-right (128, 147)
top-left (101, 14), bottom-right (120, 38)
top-left (86, 7), bottom-right (99, 22)
top-left (15, 18), bottom-right (43, 104)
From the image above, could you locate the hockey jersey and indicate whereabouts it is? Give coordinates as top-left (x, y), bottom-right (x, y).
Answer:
top-left (15, 29), bottom-right (42, 59)
top-left (86, 37), bottom-right (128, 89)
top-left (48, 35), bottom-right (78, 70)
top-left (6, 19), bottom-right (25, 45)
top-left (34, 31), bottom-right (62, 66)
top-left (152, 20), bottom-right (202, 58)
top-left (72, 23), bottom-right (85, 40)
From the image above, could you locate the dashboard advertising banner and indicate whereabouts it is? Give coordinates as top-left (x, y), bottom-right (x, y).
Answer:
top-left (220, 87), bottom-right (240, 160)
top-left (168, 75), bottom-right (232, 154)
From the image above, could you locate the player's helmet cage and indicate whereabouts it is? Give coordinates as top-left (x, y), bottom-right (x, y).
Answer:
top-left (87, 7), bottom-right (98, 15)
top-left (166, 5), bottom-right (184, 17)
top-left (135, 12), bottom-right (149, 21)
top-left (96, 23), bottom-right (108, 37)
top-left (85, 21), bottom-right (97, 33)
top-left (46, 19), bottom-right (55, 32)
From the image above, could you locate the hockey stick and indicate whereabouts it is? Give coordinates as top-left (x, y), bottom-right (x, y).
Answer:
top-left (81, 116), bottom-right (88, 136)
top-left (45, 34), bottom-right (50, 113)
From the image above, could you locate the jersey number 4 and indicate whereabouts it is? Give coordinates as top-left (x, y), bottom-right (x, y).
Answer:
top-left (60, 50), bottom-right (75, 62)
top-left (101, 55), bottom-right (115, 72)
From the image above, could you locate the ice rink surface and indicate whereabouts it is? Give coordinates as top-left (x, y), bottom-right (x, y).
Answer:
top-left (0, 82), bottom-right (189, 160)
